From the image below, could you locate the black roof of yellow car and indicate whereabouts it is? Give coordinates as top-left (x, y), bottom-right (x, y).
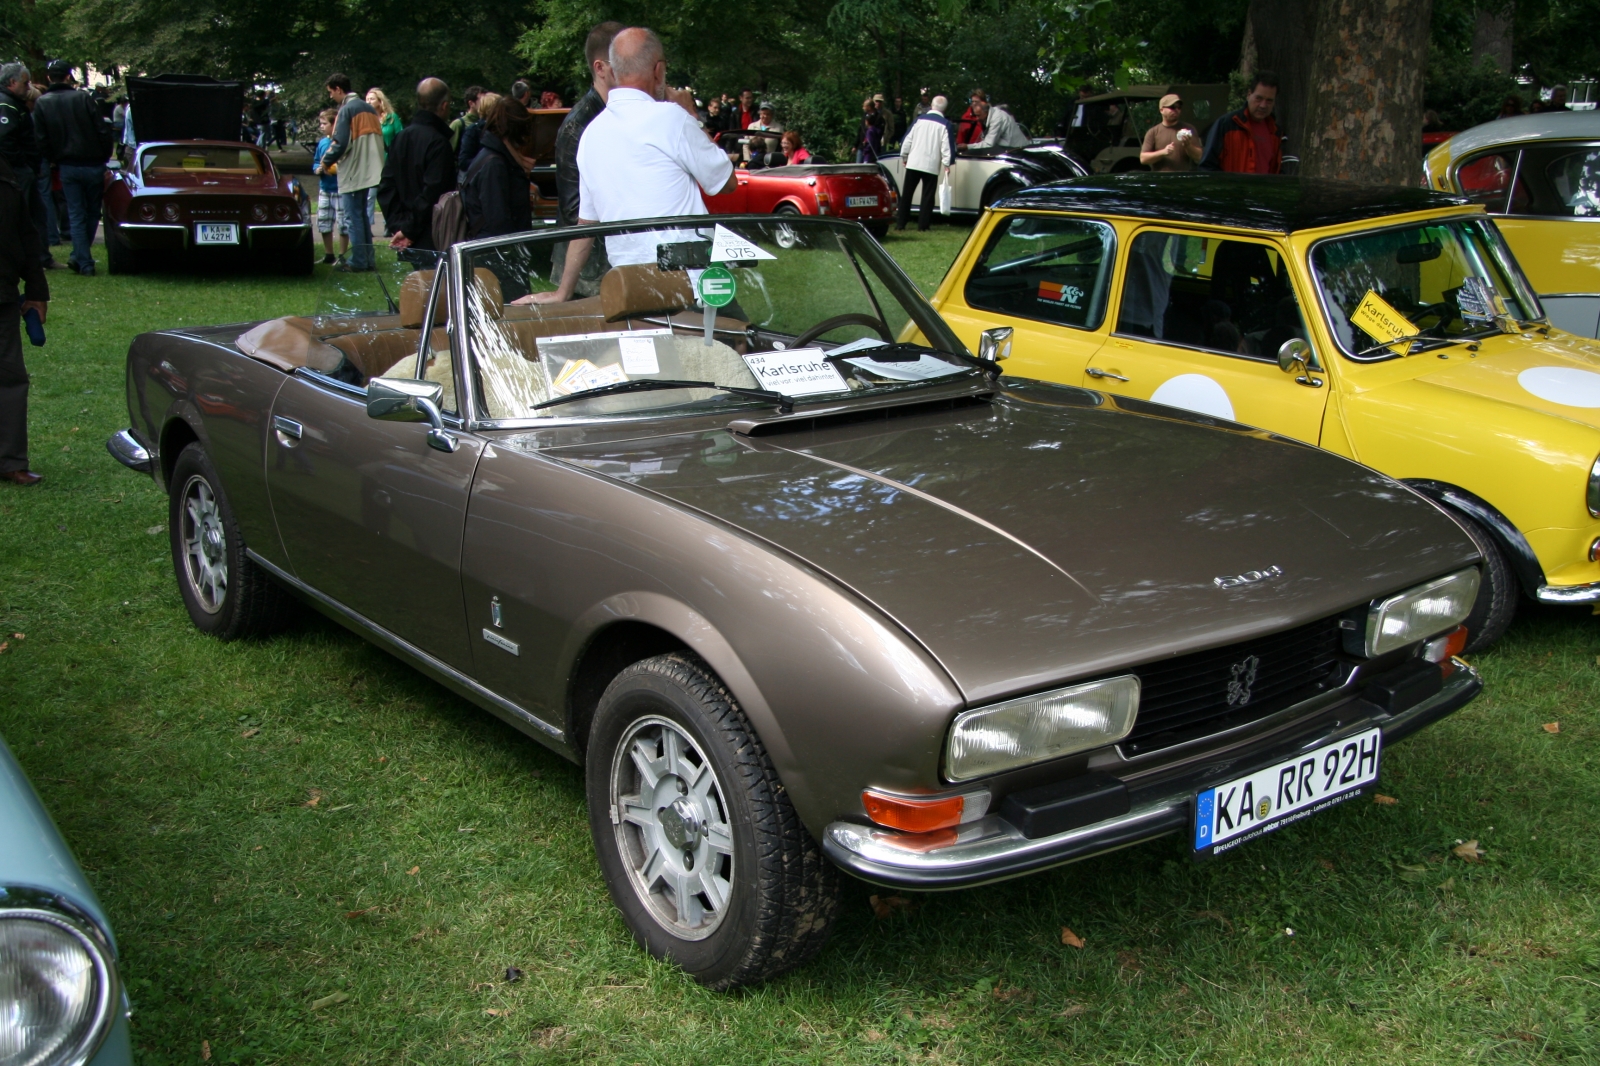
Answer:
top-left (995, 172), bottom-right (1471, 234)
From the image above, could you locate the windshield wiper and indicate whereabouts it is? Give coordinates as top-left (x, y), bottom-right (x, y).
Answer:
top-left (1356, 323), bottom-right (1507, 358)
top-left (532, 378), bottom-right (792, 412)
top-left (825, 342), bottom-right (1000, 380)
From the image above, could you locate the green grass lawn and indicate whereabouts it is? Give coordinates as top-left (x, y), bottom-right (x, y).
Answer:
top-left (2, 231), bottom-right (1598, 1065)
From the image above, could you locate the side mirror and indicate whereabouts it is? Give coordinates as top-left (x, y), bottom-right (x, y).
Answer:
top-left (979, 326), bottom-right (1013, 363)
top-left (367, 377), bottom-right (457, 452)
top-left (1277, 338), bottom-right (1323, 389)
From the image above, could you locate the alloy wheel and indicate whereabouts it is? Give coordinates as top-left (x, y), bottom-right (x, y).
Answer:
top-left (609, 715), bottom-right (735, 940)
top-left (180, 474), bottom-right (228, 614)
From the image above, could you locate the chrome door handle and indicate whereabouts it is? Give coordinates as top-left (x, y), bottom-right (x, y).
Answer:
top-left (272, 416), bottom-right (303, 440)
top-left (1085, 367), bottom-right (1129, 382)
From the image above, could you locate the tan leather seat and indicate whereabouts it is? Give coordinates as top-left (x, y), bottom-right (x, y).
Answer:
top-left (398, 270), bottom-right (439, 328)
top-left (601, 263), bottom-right (695, 321)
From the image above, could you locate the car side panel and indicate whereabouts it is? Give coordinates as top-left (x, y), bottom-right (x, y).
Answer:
top-left (458, 443), bottom-right (964, 835)
top-left (1492, 217), bottom-right (1600, 297)
top-left (125, 329), bottom-right (291, 570)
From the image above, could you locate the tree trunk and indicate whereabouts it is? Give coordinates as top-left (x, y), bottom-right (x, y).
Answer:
top-left (1246, 0), bottom-right (1319, 158)
top-left (1472, 4), bottom-right (1513, 73)
top-left (1299, 0), bottom-right (1433, 185)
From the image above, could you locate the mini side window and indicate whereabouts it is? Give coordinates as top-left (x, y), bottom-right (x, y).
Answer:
top-left (963, 216), bottom-right (1115, 330)
top-left (1116, 231), bottom-right (1308, 360)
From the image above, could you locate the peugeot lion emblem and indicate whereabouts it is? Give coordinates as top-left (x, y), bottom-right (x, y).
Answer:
top-left (1226, 655), bottom-right (1260, 707)
top-left (1214, 565), bottom-right (1284, 589)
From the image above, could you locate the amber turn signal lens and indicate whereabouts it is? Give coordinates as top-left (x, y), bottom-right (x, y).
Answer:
top-left (1589, 536), bottom-right (1600, 562)
top-left (862, 791), bottom-right (964, 833)
top-left (1422, 624), bottom-right (1470, 677)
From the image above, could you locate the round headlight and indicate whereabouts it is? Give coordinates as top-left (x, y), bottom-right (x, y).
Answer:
top-left (136, 203), bottom-right (155, 221)
top-left (0, 910), bottom-right (118, 1066)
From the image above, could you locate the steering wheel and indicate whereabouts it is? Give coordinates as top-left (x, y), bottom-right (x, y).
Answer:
top-left (1414, 300), bottom-right (1460, 334)
top-left (791, 313), bottom-right (893, 350)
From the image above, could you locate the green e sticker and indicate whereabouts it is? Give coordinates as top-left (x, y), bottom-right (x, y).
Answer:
top-left (698, 265), bottom-right (736, 308)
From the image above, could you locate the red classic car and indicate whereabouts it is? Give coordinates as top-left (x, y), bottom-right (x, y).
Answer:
top-left (103, 76), bottom-right (313, 274)
top-left (705, 164), bottom-right (896, 244)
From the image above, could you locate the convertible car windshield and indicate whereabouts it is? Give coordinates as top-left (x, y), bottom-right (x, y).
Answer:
top-left (456, 218), bottom-right (974, 421)
top-left (1311, 217), bottom-right (1542, 360)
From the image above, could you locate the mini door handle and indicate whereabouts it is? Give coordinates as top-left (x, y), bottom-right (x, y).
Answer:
top-left (273, 416), bottom-right (303, 440)
top-left (1086, 367), bottom-right (1129, 382)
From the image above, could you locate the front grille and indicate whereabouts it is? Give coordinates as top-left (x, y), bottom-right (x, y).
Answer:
top-left (1120, 615), bottom-right (1345, 754)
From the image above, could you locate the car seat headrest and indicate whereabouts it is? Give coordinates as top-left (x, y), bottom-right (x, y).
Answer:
top-left (601, 263), bottom-right (695, 322)
top-left (398, 270), bottom-right (436, 328)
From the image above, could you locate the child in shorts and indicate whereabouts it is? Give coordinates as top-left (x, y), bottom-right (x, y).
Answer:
top-left (312, 108), bottom-right (347, 264)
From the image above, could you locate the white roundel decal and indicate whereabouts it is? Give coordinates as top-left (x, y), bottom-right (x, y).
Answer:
top-left (1150, 374), bottom-right (1236, 421)
top-left (1517, 366), bottom-right (1600, 407)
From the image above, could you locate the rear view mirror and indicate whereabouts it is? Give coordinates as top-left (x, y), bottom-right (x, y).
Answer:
top-left (1277, 338), bottom-right (1312, 374)
top-left (1396, 242), bottom-right (1443, 264)
top-left (367, 377), bottom-right (457, 452)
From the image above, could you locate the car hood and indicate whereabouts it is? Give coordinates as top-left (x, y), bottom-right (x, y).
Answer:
top-left (534, 388), bottom-right (1476, 703)
top-left (0, 735), bottom-right (115, 942)
top-left (1407, 330), bottom-right (1600, 429)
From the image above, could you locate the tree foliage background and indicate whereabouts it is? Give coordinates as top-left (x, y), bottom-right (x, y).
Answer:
top-left (2, 0), bottom-right (1597, 159)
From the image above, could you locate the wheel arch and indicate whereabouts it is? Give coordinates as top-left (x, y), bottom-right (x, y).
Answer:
top-left (979, 169), bottom-right (1026, 209)
top-left (158, 415), bottom-right (203, 492)
top-left (1404, 479), bottom-right (1545, 597)
top-left (773, 198), bottom-right (806, 215)
top-left (562, 593), bottom-right (793, 774)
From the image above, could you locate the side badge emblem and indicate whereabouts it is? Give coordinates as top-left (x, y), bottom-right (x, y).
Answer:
top-left (483, 628), bottom-right (519, 656)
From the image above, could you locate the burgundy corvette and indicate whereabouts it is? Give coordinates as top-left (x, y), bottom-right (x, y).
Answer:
top-left (705, 164), bottom-right (896, 243)
top-left (103, 76), bottom-right (313, 275)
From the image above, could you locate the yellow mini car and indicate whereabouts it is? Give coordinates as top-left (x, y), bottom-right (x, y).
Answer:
top-left (1423, 112), bottom-right (1600, 337)
top-left (931, 172), bottom-right (1600, 649)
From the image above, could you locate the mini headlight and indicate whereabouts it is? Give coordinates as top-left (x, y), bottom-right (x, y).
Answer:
top-left (1365, 568), bottom-right (1480, 658)
top-left (0, 909), bottom-right (118, 1066)
top-left (945, 675), bottom-right (1140, 782)
top-left (1587, 453), bottom-right (1600, 518)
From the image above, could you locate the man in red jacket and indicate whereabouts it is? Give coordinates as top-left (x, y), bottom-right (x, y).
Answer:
top-left (1199, 72), bottom-right (1282, 174)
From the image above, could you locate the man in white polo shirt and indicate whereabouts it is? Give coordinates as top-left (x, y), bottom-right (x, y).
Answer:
top-left (533, 27), bottom-right (735, 302)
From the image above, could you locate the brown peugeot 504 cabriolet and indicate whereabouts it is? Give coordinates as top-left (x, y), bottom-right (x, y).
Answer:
top-left (109, 215), bottom-right (1483, 988)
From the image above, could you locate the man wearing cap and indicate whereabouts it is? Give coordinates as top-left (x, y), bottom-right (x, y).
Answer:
top-left (1140, 93), bottom-right (1201, 172)
top-left (33, 60), bottom-right (112, 276)
top-left (749, 101), bottom-right (784, 157)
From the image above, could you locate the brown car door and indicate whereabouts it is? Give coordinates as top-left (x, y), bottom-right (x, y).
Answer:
top-left (265, 370), bottom-right (483, 671)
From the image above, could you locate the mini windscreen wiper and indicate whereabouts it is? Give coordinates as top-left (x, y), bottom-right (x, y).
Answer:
top-left (532, 378), bottom-right (792, 412)
top-left (1355, 329), bottom-right (1493, 359)
top-left (825, 342), bottom-right (999, 379)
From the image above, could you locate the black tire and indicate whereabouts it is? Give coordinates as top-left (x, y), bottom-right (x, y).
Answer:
top-left (1455, 514), bottom-right (1517, 652)
top-left (586, 653), bottom-right (840, 989)
top-left (275, 233), bottom-right (315, 276)
top-left (864, 220), bottom-right (889, 240)
top-left (104, 218), bottom-right (141, 275)
top-left (168, 443), bottom-right (298, 640)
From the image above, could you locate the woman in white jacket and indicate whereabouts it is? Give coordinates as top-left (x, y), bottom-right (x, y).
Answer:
top-left (895, 95), bottom-right (954, 232)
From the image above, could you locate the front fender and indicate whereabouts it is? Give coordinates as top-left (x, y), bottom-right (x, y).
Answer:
top-left (1404, 479), bottom-right (1545, 596)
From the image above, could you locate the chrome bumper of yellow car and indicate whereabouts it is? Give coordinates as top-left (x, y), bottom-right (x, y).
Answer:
top-left (822, 662), bottom-right (1481, 890)
top-left (1536, 580), bottom-right (1600, 604)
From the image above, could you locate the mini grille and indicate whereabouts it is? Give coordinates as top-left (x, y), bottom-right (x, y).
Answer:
top-left (1120, 615), bottom-right (1345, 754)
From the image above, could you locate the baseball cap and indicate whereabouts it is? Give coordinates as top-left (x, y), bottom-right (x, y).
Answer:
top-left (46, 59), bottom-right (72, 79)
top-left (759, 101), bottom-right (774, 111)
top-left (1159, 93), bottom-right (1182, 108)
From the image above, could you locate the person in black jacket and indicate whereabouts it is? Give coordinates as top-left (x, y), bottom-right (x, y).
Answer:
top-left (33, 61), bottom-right (111, 276)
top-left (547, 20), bottom-right (621, 298)
top-left (0, 63), bottom-right (53, 272)
top-left (462, 99), bottom-right (536, 288)
top-left (377, 78), bottom-right (457, 267)
top-left (0, 156), bottom-right (49, 486)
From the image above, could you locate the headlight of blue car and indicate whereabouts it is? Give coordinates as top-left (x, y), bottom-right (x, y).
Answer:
top-left (0, 890), bottom-right (121, 1066)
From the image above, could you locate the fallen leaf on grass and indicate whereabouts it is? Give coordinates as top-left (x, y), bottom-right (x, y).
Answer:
top-left (1117, 950), bottom-right (1143, 974)
top-left (531, 1027), bottom-right (568, 1049)
top-left (9, 633), bottom-right (22, 640)
top-left (1195, 910), bottom-right (1233, 931)
top-left (145, 525), bottom-right (163, 535)
top-left (407, 866), bottom-right (420, 876)
top-left (310, 991), bottom-right (349, 1010)
top-left (505, 966), bottom-right (523, 982)
top-left (1060, 927), bottom-right (1085, 948)
top-left (241, 727), bottom-right (259, 738)
top-left (1058, 1003), bottom-right (1088, 1018)
top-left (485, 1008), bottom-right (508, 1017)
top-left (344, 907), bottom-right (377, 919)
top-left (863, 1029), bottom-right (886, 1043)
top-left (869, 894), bottom-right (911, 919)
top-left (1453, 840), bottom-right (1486, 863)
top-left (201, 1040), bottom-right (211, 1061)
top-left (1317, 858), bottom-right (1336, 871)
top-left (1543, 722), bottom-right (1561, 734)
top-left (1373, 794), bottom-right (1399, 805)
top-left (328, 803), bottom-right (354, 812)
top-left (304, 789), bottom-right (322, 808)
top-left (0, 643), bottom-right (9, 655)
top-left (252, 845), bottom-right (263, 851)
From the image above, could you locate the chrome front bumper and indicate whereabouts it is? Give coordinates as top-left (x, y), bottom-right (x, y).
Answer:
top-left (1537, 580), bottom-right (1600, 605)
top-left (822, 662), bottom-right (1482, 890)
top-left (105, 429), bottom-right (152, 474)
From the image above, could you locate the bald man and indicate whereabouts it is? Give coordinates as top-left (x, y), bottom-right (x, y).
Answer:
top-left (377, 77), bottom-right (457, 260)
top-left (533, 27), bottom-right (735, 300)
